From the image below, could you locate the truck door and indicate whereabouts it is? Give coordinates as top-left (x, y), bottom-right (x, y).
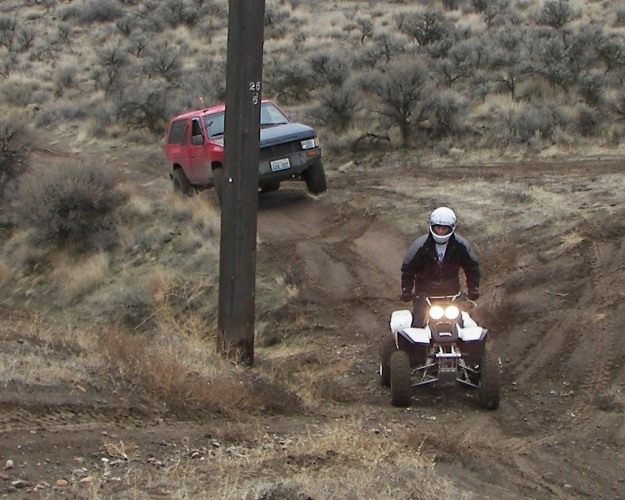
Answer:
top-left (188, 118), bottom-right (212, 184)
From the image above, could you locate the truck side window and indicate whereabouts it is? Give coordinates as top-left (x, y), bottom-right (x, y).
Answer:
top-left (191, 119), bottom-right (204, 145)
top-left (192, 119), bottom-right (202, 137)
top-left (168, 120), bottom-right (186, 144)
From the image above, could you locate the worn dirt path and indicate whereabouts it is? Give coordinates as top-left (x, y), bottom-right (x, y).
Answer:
top-left (2, 156), bottom-right (625, 497)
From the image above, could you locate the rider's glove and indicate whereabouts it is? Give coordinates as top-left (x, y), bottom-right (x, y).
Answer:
top-left (468, 289), bottom-right (479, 301)
top-left (400, 290), bottom-right (413, 302)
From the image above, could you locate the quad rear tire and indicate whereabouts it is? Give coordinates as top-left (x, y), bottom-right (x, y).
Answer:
top-left (478, 348), bottom-right (501, 410)
top-left (390, 350), bottom-right (411, 407)
top-left (172, 169), bottom-right (194, 197)
top-left (379, 337), bottom-right (397, 387)
top-left (304, 159), bottom-right (327, 195)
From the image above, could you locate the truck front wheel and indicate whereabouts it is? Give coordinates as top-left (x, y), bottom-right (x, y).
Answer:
top-left (213, 167), bottom-right (224, 205)
top-left (304, 159), bottom-right (327, 195)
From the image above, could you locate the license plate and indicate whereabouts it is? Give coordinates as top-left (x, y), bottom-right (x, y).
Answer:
top-left (270, 158), bottom-right (290, 172)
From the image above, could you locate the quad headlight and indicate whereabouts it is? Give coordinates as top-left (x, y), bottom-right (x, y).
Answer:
top-left (301, 137), bottom-right (319, 150)
top-left (429, 305), bottom-right (460, 321)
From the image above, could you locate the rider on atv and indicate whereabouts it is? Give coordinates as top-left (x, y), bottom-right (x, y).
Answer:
top-left (400, 207), bottom-right (481, 327)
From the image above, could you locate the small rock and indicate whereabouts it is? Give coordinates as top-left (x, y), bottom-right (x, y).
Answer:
top-left (72, 468), bottom-right (89, 478)
top-left (4, 460), bottom-right (13, 470)
top-left (11, 479), bottom-right (28, 489)
top-left (55, 479), bottom-right (69, 487)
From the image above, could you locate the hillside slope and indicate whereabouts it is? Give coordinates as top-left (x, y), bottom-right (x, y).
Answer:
top-left (2, 152), bottom-right (625, 497)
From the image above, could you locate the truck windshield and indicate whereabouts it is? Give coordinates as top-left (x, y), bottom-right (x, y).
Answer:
top-left (260, 102), bottom-right (289, 126)
top-left (204, 113), bottom-right (225, 138)
top-left (205, 102), bottom-right (289, 138)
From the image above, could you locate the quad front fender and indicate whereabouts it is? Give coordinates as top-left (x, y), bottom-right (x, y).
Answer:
top-left (458, 326), bottom-right (487, 342)
top-left (390, 310), bottom-right (412, 334)
top-left (398, 327), bottom-right (431, 345)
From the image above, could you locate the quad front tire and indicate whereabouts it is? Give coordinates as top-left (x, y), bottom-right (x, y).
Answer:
top-left (478, 348), bottom-right (501, 410)
top-left (390, 350), bottom-right (412, 407)
top-left (379, 337), bottom-right (397, 387)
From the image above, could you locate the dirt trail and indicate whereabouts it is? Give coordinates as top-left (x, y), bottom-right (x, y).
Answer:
top-left (256, 160), bottom-right (625, 498)
top-left (2, 158), bottom-right (625, 497)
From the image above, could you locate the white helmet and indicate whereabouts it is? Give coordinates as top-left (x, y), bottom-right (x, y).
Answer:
top-left (429, 207), bottom-right (456, 244)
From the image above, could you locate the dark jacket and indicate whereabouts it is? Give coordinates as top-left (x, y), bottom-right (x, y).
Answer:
top-left (401, 233), bottom-right (480, 296)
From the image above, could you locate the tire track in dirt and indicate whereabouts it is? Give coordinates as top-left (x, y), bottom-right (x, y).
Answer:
top-left (567, 219), bottom-right (624, 418)
top-left (257, 190), bottom-right (403, 305)
top-left (498, 212), bottom-right (625, 494)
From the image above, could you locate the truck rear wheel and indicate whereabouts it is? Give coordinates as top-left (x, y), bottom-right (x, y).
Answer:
top-left (304, 159), bottom-right (327, 195)
top-left (172, 169), bottom-right (194, 197)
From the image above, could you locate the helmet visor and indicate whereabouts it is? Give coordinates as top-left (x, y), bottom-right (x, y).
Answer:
top-left (432, 224), bottom-right (452, 236)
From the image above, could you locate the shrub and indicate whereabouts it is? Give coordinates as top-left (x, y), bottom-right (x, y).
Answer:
top-left (616, 6), bottom-right (625, 27)
top-left (264, 55), bottom-right (314, 104)
top-left (575, 103), bottom-right (601, 137)
top-left (0, 111), bottom-right (30, 199)
top-left (536, 0), bottom-right (580, 30)
top-left (307, 49), bottom-right (349, 87)
top-left (14, 25), bottom-right (35, 53)
top-left (0, 77), bottom-right (41, 107)
top-left (312, 86), bottom-right (360, 132)
top-left (93, 44), bottom-right (129, 94)
top-left (578, 71), bottom-right (604, 107)
top-left (157, 0), bottom-right (200, 28)
top-left (54, 63), bottom-right (80, 95)
top-left (58, 0), bottom-right (124, 24)
top-left (12, 162), bottom-right (127, 251)
top-left (359, 55), bottom-right (431, 146)
top-left (512, 103), bottom-right (558, 142)
top-left (426, 90), bottom-right (468, 138)
top-left (142, 42), bottom-right (183, 84)
top-left (394, 10), bottom-right (455, 47)
top-left (0, 16), bottom-right (16, 51)
top-left (33, 101), bottom-right (91, 127)
top-left (114, 80), bottom-right (171, 134)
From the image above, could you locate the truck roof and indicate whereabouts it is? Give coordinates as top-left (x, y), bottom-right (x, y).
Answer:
top-left (170, 99), bottom-right (272, 121)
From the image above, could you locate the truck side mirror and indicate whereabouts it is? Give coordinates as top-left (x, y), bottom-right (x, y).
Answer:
top-left (192, 134), bottom-right (204, 146)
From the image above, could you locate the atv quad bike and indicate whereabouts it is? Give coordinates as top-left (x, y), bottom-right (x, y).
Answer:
top-left (379, 293), bottom-right (500, 410)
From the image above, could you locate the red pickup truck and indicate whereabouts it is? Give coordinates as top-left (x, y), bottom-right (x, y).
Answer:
top-left (164, 100), bottom-right (326, 202)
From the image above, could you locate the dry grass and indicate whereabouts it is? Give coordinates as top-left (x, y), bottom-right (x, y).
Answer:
top-left (49, 250), bottom-right (110, 304)
top-left (0, 260), bottom-right (12, 286)
top-left (0, 313), bottom-right (104, 387)
top-left (75, 417), bottom-right (459, 499)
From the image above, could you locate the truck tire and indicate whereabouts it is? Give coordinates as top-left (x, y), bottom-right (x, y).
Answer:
top-left (171, 169), bottom-right (194, 197)
top-left (213, 166), bottom-right (224, 205)
top-left (478, 347), bottom-right (501, 410)
top-left (390, 350), bottom-right (412, 407)
top-left (304, 159), bottom-right (327, 195)
top-left (260, 180), bottom-right (280, 193)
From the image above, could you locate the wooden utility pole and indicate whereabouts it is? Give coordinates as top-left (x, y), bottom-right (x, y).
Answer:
top-left (217, 0), bottom-right (266, 365)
